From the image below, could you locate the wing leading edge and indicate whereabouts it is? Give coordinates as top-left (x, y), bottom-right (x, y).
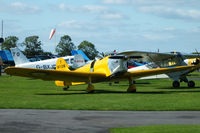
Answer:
top-left (118, 51), bottom-right (200, 62)
top-left (5, 67), bottom-right (107, 82)
top-left (123, 65), bottom-right (198, 79)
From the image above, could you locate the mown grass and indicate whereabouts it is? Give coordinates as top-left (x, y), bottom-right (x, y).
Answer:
top-left (0, 72), bottom-right (200, 110)
top-left (110, 125), bottom-right (200, 133)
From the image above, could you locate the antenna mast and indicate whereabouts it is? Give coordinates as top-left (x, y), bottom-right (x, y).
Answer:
top-left (1, 20), bottom-right (3, 38)
top-left (0, 20), bottom-right (3, 50)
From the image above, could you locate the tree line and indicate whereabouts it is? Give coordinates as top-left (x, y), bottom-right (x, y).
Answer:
top-left (1, 35), bottom-right (99, 60)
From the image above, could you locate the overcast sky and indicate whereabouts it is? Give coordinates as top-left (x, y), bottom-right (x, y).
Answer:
top-left (0, 0), bottom-right (200, 53)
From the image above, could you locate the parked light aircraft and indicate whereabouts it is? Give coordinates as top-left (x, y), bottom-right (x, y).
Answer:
top-left (5, 55), bottom-right (200, 93)
top-left (119, 51), bottom-right (200, 88)
top-left (10, 47), bottom-right (85, 69)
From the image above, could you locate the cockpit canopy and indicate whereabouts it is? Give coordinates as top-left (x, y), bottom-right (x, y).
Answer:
top-left (108, 59), bottom-right (128, 74)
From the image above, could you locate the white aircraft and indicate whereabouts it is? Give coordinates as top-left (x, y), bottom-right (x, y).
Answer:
top-left (10, 47), bottom-right (85, 69)
top-left (119, 51), bottom-right (200, 88)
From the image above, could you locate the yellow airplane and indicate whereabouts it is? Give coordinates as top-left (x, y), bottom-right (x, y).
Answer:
top-left (119, 51), bottom-right (200, 88)
top-left (5, 55), bottom-right (200, 93)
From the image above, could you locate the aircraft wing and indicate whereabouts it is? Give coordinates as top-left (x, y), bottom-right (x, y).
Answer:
top-left (183, 54), bottom-right (200, 59)
top-left (5, 67), bottom-right (106, 82)
top-left (118, 51), bottom-right (199, 62)
top-left (118, 51), bottom-right (176, 62)
top-left (122, 65), bottom-right (198, 79)
top-left (5, 65), bottom-right (199, 83)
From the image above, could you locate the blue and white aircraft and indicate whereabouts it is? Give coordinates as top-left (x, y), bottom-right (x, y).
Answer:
top-left (10, 47), bottom-right (85, 69)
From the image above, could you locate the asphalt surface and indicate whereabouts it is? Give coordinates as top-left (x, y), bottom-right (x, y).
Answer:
top-left (0, 110), bottom-right (200, 133)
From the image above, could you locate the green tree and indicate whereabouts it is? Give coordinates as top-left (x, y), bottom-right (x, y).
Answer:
top-left (1, 36), bottom-right (19, 50)
top-left (56, 35), bottom-right (76, 56)
top-left (22, 36), bottom-right (43, 57)
top-left (78, 40), bottom-right (98, 60)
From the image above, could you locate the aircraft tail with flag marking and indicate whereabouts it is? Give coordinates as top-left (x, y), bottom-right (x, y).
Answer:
top-left (10, 47), bottom-right (30, 65)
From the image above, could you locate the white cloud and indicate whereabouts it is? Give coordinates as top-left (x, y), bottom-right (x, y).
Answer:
top-left (101, 13), bottom-right (124, 19)
top-left (57, 20), bottom-right (98, 31)
top-left (102, 0), bottom-right (128, 4)
top-left (83, 5), bottom-right (108, 13)
top-left (58, 20), bottom-right (82, 29)
top-left (142, 33), bottom-right (175, 41)
top-left (57, 3), bottom-right (77, 12)
top-left (191, 27), bottom-right (200, 33)
top-left (163, 27), bottom-right (176, 31)
top-left (139, 6), bottom-right (200, 21)
top-left (0, 2), bottom-right (41, 15)
top-left (126, 0), bottom-right (200, 7)
top-left (56, 3), bottom-right (124, 20)
top-left (57, 3), bottom-right (108, 13)
top-left (101, 0), bottom-right (200, 21)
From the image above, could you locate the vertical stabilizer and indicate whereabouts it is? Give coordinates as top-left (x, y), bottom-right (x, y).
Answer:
top-left (55, 57), bottom-right (71, 86)
top-left (71, 50), bottom-right (90, 61)
top-left (10, 47), bottom-right (30, 65)
top-left (56, 58), bottom-right (70, 71)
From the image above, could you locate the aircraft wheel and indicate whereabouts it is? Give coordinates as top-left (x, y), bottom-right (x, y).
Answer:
top-left (63, 86), bottom-right (69, 91)
top-left (188, 81), bottom-right (195, 88)
top-left (88, 90), bottom-right (95, 93)
top-left (172, 81), bottom-right (180, 88)
top-left (114, 81), bottom-right (119, 84)
top-left (86, 84), bottom-right (95, 93)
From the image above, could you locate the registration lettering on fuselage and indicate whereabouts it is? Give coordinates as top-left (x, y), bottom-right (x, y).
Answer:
top-left (36, 64), bottom-right (56, 69)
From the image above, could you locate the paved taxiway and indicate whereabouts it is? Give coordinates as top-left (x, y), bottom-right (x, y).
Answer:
top-left (0, 110), bottom-right (200, 133)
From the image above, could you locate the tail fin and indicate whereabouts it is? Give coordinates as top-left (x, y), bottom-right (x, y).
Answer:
top-left (72, 54), bottom-right (85, 69)
top-left (55, 58), bottom-right (72, 86)
top-left (71, 50), bottom-right (90, 61)
top-left (10, 47), bottom-right (30, 65)
top-left (56, 58), bottom-right (70, 71)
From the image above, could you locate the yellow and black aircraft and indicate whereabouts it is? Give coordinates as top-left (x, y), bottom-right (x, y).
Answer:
top-left (118, 51), bottom-right (200, 88)
top-left (5, 55), bottom-right (200, 93)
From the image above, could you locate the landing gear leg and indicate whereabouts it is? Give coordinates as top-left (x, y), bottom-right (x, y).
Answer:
top-left (127, 78), bottom-right (136, 93)
top-left (180, 76), bottom-right (195, 88)
top-left (86, 78), bottom-right (95, 93)
top-left (172, 81), bottom-right (180, 88)
top-left (86, 84), bottom-right (95, 93)
top-left (188, 80), bottom-right (195, 88)
top-left (63, 86), bottom-right (69, 91)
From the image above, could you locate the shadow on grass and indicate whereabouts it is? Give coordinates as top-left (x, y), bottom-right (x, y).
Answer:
top-left (156, 86), bottom-right (200, 90)
top-left (36, 90), bottom-right (126, 96)
top-left (36, 89), bottom-right (200, 96)
top-left (110, 84), bottom-right (151, 87)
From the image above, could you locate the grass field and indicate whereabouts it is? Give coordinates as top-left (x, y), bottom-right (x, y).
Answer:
top-left (0, 72), bottom-right (200, 110)
top-left (110, 125), bottom-right (200, 133)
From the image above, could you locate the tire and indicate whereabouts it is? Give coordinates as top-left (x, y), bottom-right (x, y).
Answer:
top-left (188, 81), bottom-right (195, 88)
top-left (63, 86), bottom-right (69, 91)
top-left (172, 81), bottom-right (180, 88)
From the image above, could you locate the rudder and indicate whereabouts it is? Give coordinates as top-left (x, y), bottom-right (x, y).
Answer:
top-left (10, 47), bottom-right (30, 65)
top-left (56, 58), bottom-right (70, 71)
top-left (55, 58), bottom-right (86, 87)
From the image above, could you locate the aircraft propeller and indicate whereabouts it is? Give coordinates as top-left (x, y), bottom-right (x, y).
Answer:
top-left (193, 49), bottom-right (200, 71)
